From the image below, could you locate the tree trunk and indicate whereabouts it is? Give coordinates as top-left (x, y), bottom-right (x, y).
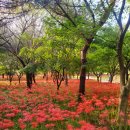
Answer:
top-left (9, 74), bottom-right (13, 85)
top-left (7, 75), bottom-right (8, 80)
top-left (57, 84), bottom-right (60, 91)
top-left (109, 74), bottom-right (114, 83)
top-left (32, 73), bottom-right (36, 83)
top-left (65, 73), bottom-right (68, 86)
top-left (2, 74), bottom-right (4, 79)
top-left (118, 80), bottom-right (130, 128)
top-left (87, 72), bottom-right (90, 79)
top-left (77, 73), bottom-right (79, 79)
top-left (100, 75), bottom-right (102, 82)
top-left (17, 73), bottom-right (23, 84)
top-left (78, 39), bottom-right (92, 100)
top-left (26, 73), bottom-right (32, 89)
top-left (125, 68), bottom-right (129, 83)
top-left (117, 31), bottom-right (130, 128)
top-left (46, 73), bottom-right (48, 81)
top-left (97, 76), bottom-right (100, 82)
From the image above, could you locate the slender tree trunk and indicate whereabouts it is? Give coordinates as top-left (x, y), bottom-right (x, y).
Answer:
top-left (109, 74), bottom-right (114, 83)
top-left (56, 75), bottom-right (63, 91)
top-left (77, 73), bottom-right (79, 79)
top-left (43, 73), bottom-right (46, 79)
top-left (78, 39), bottom-right (92, 100)
top-left (2, 74), bottom-right (4, 79)
top-left (125, 68), bottom-right (129, 82)
top-left (17, 74), bottom-right (23, 84)
top-left (32, 73), bottom-right (36, 83)
top-left (97, 76), bottom-right (100, 82)
top-left (57, 85), bottom-right (60, 91)
top-left (100, 75), bottom-right (102, 82)
top-left (46, 73), bottom-right (48, 81)
top-left (65, 73), bottom-right (68, 86)
top-left (87, 72), bottom-right (90, 79)
top-left (26, 73), bottom-right (32, 89)
top-left (9, 74), bottom-right (13, 85)
top-left (7, 75), bottom-right (8, 80)
top-left (118, 58), bottom-right (127, 127)
top-left (117, 33), bottom-right (130, 128)
top-left (118, 84), bottom-right (130, 126)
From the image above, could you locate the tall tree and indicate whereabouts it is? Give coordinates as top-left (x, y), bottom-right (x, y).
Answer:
top-left (112, 0), bottom-right (130, 128)
top-left (34, 0), bottom-right (116, 98)
top-left (0, 11), bottom-right (43, 88)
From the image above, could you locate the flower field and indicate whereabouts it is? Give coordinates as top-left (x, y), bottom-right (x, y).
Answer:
top-left (0, 79), bottom-right (130, 130)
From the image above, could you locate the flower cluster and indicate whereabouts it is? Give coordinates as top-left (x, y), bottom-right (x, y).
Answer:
top-left (0, 79), bottom-right (127, 130)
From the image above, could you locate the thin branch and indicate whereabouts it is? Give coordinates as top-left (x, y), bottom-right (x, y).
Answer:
top-left (100, 0), bottom-right (106, 11)
top-left (118, 0), bottom-right (126, 31)
top-left (56, 1), bottom-right (77, 27)
top-left (45, 8), bottom-right (69, 29)
top-left (122, 13), bottom-right (130, 37)
top-left (72, 0), bottom-right (78, 18)
top-left (98, 0), bottom-right (116, 27)
top-left (84, 0), bottom-right (95, 27)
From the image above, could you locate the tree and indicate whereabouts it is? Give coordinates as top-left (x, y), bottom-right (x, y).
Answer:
top-left (35, 22), bottom-right (81, 89)
top-left (112, 0), bottom-right (130, 128)
top-left (123, 32), bottom-right (130, 82)
top-left (94, 27), bottom-right (119, 83)
top-left (34, 0), bottom-right (116, 98)
top-left (0, 0), bottom-right (116, 99)
top-left (0, 52), bottom-right (17, 85)
top-left (0, 11), bottom-right (43, 88)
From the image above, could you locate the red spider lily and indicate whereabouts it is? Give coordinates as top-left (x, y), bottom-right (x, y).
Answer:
top-left (0, 79), bottom-right (122, 129)
top-left (45, 123), bottom-right (55, 128)
top-left (31, 121), bottom-right (38, 128)
top-left (78, 120), bottom-right (96, 130)
top-left (5, 113), bottom-right (15, 118)
top-left (67, 124), bottom-right (73, 130)
top-left (99, 110), bottom-right (109, 119)
top-left (19, 123), bottom-right (26, 130)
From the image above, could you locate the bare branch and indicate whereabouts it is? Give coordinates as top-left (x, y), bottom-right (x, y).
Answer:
top-left (118, 0), bottom-right (126, 31)
top-left (56, 1), bottom-right (77, 27)
top-left (98, 0), bottom-right (116, 27)
top-left (45, 8), bottom-right (69, 29)
top-left (84, 0), bottom-right (95, 27)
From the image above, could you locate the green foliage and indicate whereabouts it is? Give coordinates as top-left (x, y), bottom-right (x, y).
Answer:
top-left (20, 32), bottom-right (32, 42)
top-left (0, 65), bottom-right (6, 74)
top-left (123, 32), bottom-right (130, 61)
top-left (88, 42), bottom-right (118, 74)
top-left (21, 63), bottom-right (37, 73)
top-left (37, 22), bottom-right (82, 74)
top-left (88, 44), bottom-right (107, 73)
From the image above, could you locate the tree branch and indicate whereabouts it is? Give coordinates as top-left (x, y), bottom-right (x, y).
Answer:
top-left (118, 0), bottom-right (126, 31)
top-left (56, 1), bottom-right (76, 27)
top-left (45, 8), bottom-right (69, 29)
top-left (98, 0), bottom-right (116, 27)
top-left (84, 0), bottom-right (95, 27)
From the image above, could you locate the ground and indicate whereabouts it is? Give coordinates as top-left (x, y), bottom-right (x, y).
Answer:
top-left (0, 75), bottom-right (130, 130)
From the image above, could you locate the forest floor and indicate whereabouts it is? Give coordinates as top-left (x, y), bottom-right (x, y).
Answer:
top-left (0, 74), bottom-right (120, 86)
top-left (0, 75), bottom-right (130, 130)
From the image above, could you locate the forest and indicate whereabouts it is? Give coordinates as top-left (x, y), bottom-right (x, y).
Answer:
top-left (0, 0), bottom-right (130, 130)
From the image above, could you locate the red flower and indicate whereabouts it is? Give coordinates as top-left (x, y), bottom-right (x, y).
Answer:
top-left (45, 123), bottom-right (55, 128)
top-left (31, 122), bottom-right (38, 128)
top-left (67, 124), bottom-right (73, 130)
